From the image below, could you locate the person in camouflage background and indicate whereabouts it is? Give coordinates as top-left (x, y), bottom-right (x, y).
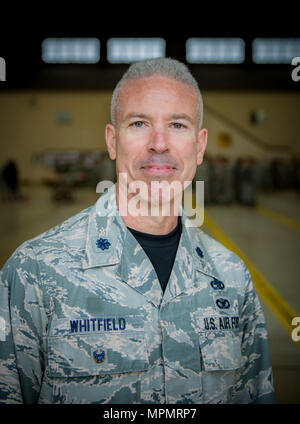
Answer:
top-left (0, 58), bottom-right (275, 404)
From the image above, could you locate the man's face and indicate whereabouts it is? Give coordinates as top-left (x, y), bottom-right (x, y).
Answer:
top-left (106, 76), bottom-right (207, 203)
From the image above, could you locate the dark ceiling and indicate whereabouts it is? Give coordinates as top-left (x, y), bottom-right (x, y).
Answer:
top-left (0, 10), bottom-right (299, 91)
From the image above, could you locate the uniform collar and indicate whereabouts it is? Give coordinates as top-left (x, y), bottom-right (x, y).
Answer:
top-left (82, 184), bottom-right (125, 269)
top-left (82, 184), bottom-right (221, 308)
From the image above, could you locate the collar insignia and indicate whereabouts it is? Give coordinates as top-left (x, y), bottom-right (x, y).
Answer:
top-left (96, 238), bottom-right (111, 250)
top-left (195, 246), bottom-right (204, 258)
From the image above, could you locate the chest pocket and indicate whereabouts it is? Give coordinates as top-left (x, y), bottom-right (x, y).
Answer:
top-left (46, 315), bottom-right (149, 378)
top-left (198, 330), bottom-right (243, 403)
top-left (199, 330), bottom-right (242, 371)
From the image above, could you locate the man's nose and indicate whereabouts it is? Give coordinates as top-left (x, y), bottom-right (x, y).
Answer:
top-left (148, 130), bottom-right (169, 153)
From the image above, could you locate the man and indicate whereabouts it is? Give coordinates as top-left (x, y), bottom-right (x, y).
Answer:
top-left (0, 58), bottom-right (275, 404)
top-left (1, 159), bottom-right (20, 201)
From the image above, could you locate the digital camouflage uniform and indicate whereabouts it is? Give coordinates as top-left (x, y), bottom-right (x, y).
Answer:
top-left (0, 184), bottom-right (275, 404)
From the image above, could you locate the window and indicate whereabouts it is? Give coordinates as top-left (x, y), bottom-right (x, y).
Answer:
top-left (42, 38), bottom-right (100, 63)
top-left (186, 38), bottom-right (245, 64)
top-left (252, 38), bottom-right (300, 64)
top-left (107, 38), bottom-right (166, 63)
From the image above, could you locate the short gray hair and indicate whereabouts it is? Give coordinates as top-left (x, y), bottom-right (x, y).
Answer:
top-left (110, 57), bottom-right (204, 129)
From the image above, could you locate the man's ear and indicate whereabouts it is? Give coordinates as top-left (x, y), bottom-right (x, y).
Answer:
top-left (105, 124), bottom-right (117, 160)
top-left (196, 128), bottom-right (208, 166)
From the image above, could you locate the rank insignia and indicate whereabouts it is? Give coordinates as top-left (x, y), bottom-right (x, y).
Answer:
top-left (96, 238), bottom-right (111, 250)
top-left (195, 246), bottom-right (204, 258)
top-left (93, 349), bottom-right (106, 364)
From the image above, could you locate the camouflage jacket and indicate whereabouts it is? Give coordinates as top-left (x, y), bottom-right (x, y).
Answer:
top-left (0, 184), bottom-right (275, 404)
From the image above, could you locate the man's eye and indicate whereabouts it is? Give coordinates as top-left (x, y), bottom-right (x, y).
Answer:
top-left (131, 121), bottom-right (145, 128)
top-left (172, 122), bottom-right (185, 129)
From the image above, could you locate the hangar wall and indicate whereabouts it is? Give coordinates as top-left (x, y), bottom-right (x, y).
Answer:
top-left (0, 90), bottom-right (299, 182)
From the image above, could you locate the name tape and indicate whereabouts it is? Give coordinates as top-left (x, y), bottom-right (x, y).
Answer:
top-left (70, 317), bottom-right (126, 333)
top-left (202, 315), bottom-right (239, 331)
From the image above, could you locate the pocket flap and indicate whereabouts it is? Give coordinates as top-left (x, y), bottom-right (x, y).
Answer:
top-left (199, 331), bottom-right (242, 371)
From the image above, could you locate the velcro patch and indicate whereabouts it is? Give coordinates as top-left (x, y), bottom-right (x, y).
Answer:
top-left (200, 315), bottom-right (239, 332)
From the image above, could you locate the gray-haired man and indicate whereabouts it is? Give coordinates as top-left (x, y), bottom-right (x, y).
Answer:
top-left (0, 58), bottom-right (275, 404)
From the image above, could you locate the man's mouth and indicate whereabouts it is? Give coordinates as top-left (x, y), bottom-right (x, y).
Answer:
top-left (141, 164), bottom-right (176, 176)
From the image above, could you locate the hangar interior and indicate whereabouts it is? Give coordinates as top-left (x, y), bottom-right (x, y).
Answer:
top-left (0, 23), bottom-right (299, 403)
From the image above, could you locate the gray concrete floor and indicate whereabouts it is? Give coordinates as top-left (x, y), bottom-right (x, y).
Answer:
top-left (0, 186), bottom-right (299, 403)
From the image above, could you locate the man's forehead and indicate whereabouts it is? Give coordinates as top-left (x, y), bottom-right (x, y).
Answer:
top-left (117, 76), bottom-right (199, 120)
top-left (120, 75), bottom-right (197, 96)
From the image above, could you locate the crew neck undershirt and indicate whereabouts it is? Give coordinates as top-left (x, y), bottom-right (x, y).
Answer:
top-left (127, 218), bottom-right (182, 293)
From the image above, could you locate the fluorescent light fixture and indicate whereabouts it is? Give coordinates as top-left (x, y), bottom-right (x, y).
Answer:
top-left (42, 38), bottom-right (100, 63)
top-left (107, 38), bottom-right (166, 63)
top-left (252, 38), bottom-right (300, 64)
top-left (186, 38), bottom-right (245, 64)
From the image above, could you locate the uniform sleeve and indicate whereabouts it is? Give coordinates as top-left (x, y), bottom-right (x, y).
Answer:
top-left (0, 242), bottom-right (48, 404)
top-left (232, 262), bottom-right (275, 403)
